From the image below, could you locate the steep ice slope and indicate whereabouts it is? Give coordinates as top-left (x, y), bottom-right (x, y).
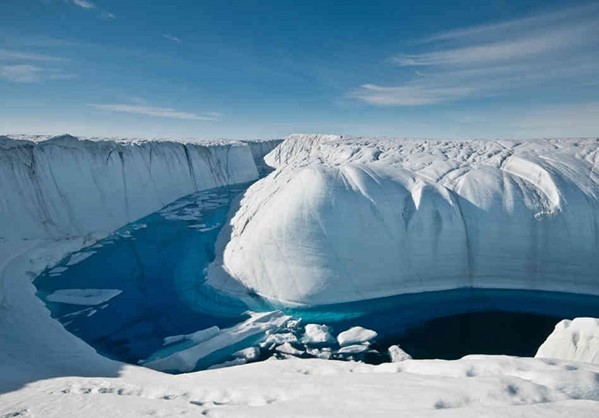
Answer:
top-left (0, 134), bottom-right (266, 245)
top-left (210, 134), bottom-right (599, 305)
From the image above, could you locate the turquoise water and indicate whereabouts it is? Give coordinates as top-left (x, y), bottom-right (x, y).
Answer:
top-left (34, 182), bottom-right (599, 370)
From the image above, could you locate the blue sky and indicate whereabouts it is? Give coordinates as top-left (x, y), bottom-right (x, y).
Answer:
top-left (1, 0), bottom-right (598, 139)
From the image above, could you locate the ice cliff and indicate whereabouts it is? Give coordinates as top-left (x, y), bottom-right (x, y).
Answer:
top-left (0, 135), bottom-right (280, 245)
top-left (209, 134), bottom-right (599, 305)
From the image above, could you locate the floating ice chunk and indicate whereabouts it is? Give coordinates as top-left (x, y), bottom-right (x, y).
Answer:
top-left (263, 332), bottom-right (298, 346)
top-left (233, 346), bottom-right (260, 362)
top-left (307, 347), bottom-right (332, 359)
top-left (65, 251), bottom-right (96, 266)
top-left (286, 318), bottom-right (302, 329)
top-left (275, 342), bottom-right (303, 356)
top-left (142, 311), bottom-right (290, 373)
top-left (388, 345), bottom-right (412, 362)
top-left (46, 289), bottom-right (122, 305)
top-left (48, 266), bottom-right (68, 275)
top-left (337, 344), bottom-right (370, 354)
top-left (337, 326), bottom-right (378, 347)
top-left (162, 326), bottom-right (220, 346)
top-left (536, 317), bottom-right (599, 364)
top-left (302, 324), bottom-right (334, 345)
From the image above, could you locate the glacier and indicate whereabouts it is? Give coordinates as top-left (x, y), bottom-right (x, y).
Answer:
top-left (209, 134), bottom-right (599, 305)
top-left (2, 134), bottom-right (599, 417)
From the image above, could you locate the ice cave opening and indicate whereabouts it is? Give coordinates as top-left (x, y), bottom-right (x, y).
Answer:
top-left (33, 182), bottom-right (599, 372)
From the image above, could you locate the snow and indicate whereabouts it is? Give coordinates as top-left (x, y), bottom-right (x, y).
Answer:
top-left (210, 134), bottom-right (599, 305)
top-left (3, 356), bottom-right (599, 417)
top-left (46, 288), bottom-right (122, 305)
top-left (389, 345), bottom-right (413, 362)
top-left (337, 326), bottom-right (378, 346)
top-left (536, 318), bottom-right (599, 364)
top-left (301, 324), bottom-right (335, 345)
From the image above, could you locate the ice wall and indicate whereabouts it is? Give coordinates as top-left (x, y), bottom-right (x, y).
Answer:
top-left (0, 135), bottom-right (268, 245)
top-left (242, 139), bottom-right (283, 174)
top-left (209, 134), bottom-right (599, 305)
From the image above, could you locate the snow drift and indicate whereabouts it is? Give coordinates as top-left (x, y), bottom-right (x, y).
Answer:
top-left (210, 134), bottom-right (599, 305)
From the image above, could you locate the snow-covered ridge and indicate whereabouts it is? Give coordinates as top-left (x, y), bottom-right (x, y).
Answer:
top-left (210, 134), bottom-right (599, 305)
top-left (0, 134), bottom-right (279, 245)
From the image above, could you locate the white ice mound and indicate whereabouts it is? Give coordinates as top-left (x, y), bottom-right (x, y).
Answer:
top-left (536, 318), bottom-right (599, 364)
top-left (208, 134), bottom-right (599, 305)
top-left (337, 326), bottom-right (378, 347)
top-left (302, 324), bottom-right (334, 345)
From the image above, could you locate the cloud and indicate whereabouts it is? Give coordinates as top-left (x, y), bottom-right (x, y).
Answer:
top-left (71, 0), bottom-right (95, 9)
top-left (101, 11), bottom-right (116, 20)
top-left (353, 4), bottom-right (599, 107)
top-left (163, 34), bottom-right (183, 44)
top-left (0, 46), bottom-right (74, 83)
top-left (58, 0), bottom-right (115, 19)
top-left (0, 65), bottom-right (44, 83)
top-left (88, 104), bottom-right (222, 121)
top-left (0, 64), bottom-right (75, 83)
top-left (0, 49), bottom-right (66, 62)
top-left (350, 84), bottom-right (475, 106)
top-left (418, 3), bottom-right (599, 44)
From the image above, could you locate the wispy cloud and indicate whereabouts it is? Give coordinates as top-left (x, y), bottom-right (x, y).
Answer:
top-left (56, 0), bottom-right (115, 19)
top-left (0, 65), bottom-right (43, 83)
top-left (0, 48), bottom-right (66, 62)
top-left (0, 46), bottom-right (74, 83)
top-left (0, 64), bottom-right (74, 83)
top-left (163, 34), bottom-right (182, 44)
top-left (70, 0), bottom-right (95, 9)
top-left (88, 104), bottom-right (222, 121)
top-left (352, 84), bottom-right (475, 106)
top-left (352, 4), bottom-right (599, 106)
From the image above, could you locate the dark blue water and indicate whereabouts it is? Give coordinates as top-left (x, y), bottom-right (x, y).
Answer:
top-left (34, 182), bottom-right (599, 370)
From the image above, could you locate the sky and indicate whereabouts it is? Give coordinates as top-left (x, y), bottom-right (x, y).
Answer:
top-left (0, 0), bottom-right (598, 139)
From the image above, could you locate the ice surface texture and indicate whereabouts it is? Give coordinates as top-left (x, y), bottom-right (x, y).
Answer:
top-left (210, 134), bottom-right (599, 305)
